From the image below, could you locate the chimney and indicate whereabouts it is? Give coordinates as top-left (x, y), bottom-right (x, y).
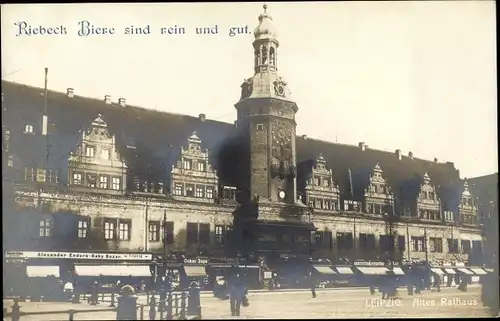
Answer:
top-left (234, 121), bottom-right (238, 127)
top-left (358, 142), bottom-right (366, 151)
top-left (395, 149), bottom-right (402, 160)
top-left (198, 113), bottom-right (206, 122)
top-left (408, 151), bottom-right (414, 159)
top-left (118, 97), bottom-right (126, 107)
top-left (67, 88), bottom-right (74, 98)
top-left (301, 135), bottom-right (307, 140)
top-left (434, 158), bottom-right (438, 163)
top-left (104, 95), bottom-right (111, 104)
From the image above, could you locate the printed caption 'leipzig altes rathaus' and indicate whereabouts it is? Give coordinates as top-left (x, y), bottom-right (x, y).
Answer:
top-left (1, 6), bottom-right (486, 268)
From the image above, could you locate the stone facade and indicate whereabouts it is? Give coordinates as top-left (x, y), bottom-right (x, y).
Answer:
top-left (1, 5), bottom-right (484, 264)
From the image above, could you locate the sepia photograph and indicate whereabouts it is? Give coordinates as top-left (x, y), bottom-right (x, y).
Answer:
top-left (1, 2), bottom-right (498, 319)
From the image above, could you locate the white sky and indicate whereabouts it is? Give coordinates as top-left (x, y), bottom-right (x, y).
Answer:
top-left (1, 2), bottom-right (497, 179)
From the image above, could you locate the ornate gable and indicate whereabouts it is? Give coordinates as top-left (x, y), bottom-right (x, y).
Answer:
top-left (415, 172), bottom-right (441, 220)
top-left (365, 163), bottom-right (391, 198)
top-left (68, 114), bottom-right (127, 193)
top-left (170, 131), bottom-right (218, 202)
top-left (305, 153), bottom-right (340, 212)
top-left (459, 180), bottom-right (477, 220)
top-left (363, 163), bottom-right (394, 215)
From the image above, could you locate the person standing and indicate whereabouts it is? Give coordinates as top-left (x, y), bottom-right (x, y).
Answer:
top-left (435, 274), bottom-right (441, 292)
top-left (228, 272), bottom-right (246, 316)
top-left (310, 276), bottom-right (317, 299)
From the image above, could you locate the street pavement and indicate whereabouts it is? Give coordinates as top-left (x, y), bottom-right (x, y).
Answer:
top-left (3, 285), bottom-right (489, 320)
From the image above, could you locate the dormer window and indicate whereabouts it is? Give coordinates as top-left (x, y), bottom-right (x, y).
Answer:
top-left (85, 146), bottom-right (96, 158)
top-left (101, 148), bottom-right (110, 160)
top-left (24, 124), bottom-right (34, 134)
top-left (73, 172), bottom-right (83, 185)
top-left (314, 177), bottom-right (320, 186)
top-left (429, 192), bottom-right (435, 200)
top-left (86, 173), bottom-right (97, 188)
top-left (99, 175), bottom-right (108, 189)
top-left (197, 160), bottom-right (206, 172)
top-left (323, 179), bottom-right (329, 187)
top-left (183, 158), bottom-right (192, 170)
top-left (111, 177), bottom-right (121, 190)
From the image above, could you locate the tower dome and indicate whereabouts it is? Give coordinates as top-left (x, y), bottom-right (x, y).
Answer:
top-left (254, 4), bottom-right (278, 41)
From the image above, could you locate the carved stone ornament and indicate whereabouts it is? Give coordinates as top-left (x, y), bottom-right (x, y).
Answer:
top-left (241, 78), bottom-right (253, 99)
top-left (273, 78), bottom-right (287, 97)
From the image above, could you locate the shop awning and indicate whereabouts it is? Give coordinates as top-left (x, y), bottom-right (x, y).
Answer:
top-left (430, 268), bottom-right (445, 275)
top-left (356, 267), bottom-right (389, 275)
top-left (456, 268), bottom-right (474, 275)
top-left (26, 265), bottom-right (60, 278)
top-left (391, 267), bottom-right (405, 275)
top-left (334, 267), bottom-right (354, 275)
top-left (313, 266), bottom-right (336, 275)
top-left (442, 268), bottom-right (456, 274)
top-left (468, 268), bottom-right (487, 275)
top-left (184, 265), bottom-right (207, 277)
top-left (74, 265), bottom-right (150, 277)
top-left (484, 268), bottom-right (494, 273)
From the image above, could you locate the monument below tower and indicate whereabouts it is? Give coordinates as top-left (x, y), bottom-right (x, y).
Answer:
top-left (231, 5), bottom-right (315, 262)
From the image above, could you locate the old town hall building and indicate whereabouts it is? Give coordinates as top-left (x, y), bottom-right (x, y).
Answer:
top-left (1, 6), bottom-right (487, 266)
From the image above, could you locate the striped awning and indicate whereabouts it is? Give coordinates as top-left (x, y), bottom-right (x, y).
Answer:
top-left (184, 265), bottom-right (207, 277)
top-left (456, 268), bottom-right (474, 275)
top-left (334, 267), bottom-right (354, 275)
top-left (313, 266), bottom-right (336, 275)
top-left (356, 267), bottom-right (389, 275)
top-left (391, 267), bottom-right (405, 275)
top-left (468, 268), bottom-right (487, 275)
top-left (74, 265), bottom-right (150, 277)
top-left (26, 265), bottom-right (60, 278)
top-left (431, 268), bottom-right (445, 275)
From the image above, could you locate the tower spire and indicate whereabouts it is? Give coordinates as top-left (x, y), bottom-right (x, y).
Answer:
top-left (253, 4), bottom-right (279, 74)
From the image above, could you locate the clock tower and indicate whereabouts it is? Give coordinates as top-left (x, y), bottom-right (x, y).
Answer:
top-left (235, 4), bottom-right (299, 205)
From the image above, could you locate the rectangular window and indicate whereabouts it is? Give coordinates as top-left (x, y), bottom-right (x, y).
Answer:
top-left (429, 238), bottom-right (443, 253)
top-left (183, 159), bottom-right (192, 170)
top-left (72, 172), bottom-right (83, 185)
top-left (86, 173), bottom-right (97, 188)
top-left (447, 238), bottom-right (459, 253)
top-left (197, 160), bottom-right (206, 172)
top-left (77, 220), bottom-right (89, 239)
top-left (186, 222), bottom-right (198, 245)
top-left (39, 218), bottom-right (53, 237)
top-left (199, 223), bottom-right (210, 244)
top-left (104, 219), bottom-right (116, 240)
top-left (111, 177), bottom-right (121, 190)
top-left (100, 148), bottom-right (110, 160)
top-left (336, 232), bottom-right (353, 250)
top-left (24, 167), bottom-right (35, 181)
top-left (7, 154), bottom-right (14, 167)
top-left (398, 236), bottom-right (405, 251)
top-left (323, 200), bottom-right (330, 210)
top-left (85, 146), bottom-right (96, 158)
top-left (36, 168), bottom-right (46, 183)
top-left (256, 124), bottom-right (264, 131)
top-left (118, 220), bottom-right (131, 241)
top-left (206, 186), bottom-right (214, 199)
top-left (379, 235), bottom-right (394, 251)
top-left (164, 221), bottom-right (174, 245)
top-left (45, 170), bottom-right (60, 184)
top-left (429, 192), bottom-right (435, 200)
top-left (186, 184), bottom-right (194, 197)
top-left (343, 200), bottom-right (360, 212)
top-left (195, 186), bottom-right (204, 198)
top-left (99, 176), bottom-right (108, 189)
top-left (223, 186), bottom-right (237, 200)
top-left (461, 240), bottom-right (471, 254)
top-left (215, 225), bottom-right (226, 245)
top-left (148, 221), bottom-right (160, 242)
top-left (411, 236), bottom-right (425, 252)
top-left (174, 183), bottom-right (184, 196)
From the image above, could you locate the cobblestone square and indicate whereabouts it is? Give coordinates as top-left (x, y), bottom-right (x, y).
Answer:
top-left (3, 286), bottom-right (489, 320)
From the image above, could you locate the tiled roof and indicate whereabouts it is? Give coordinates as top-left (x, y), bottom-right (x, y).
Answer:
top-left (2, 80), bottom-right (462, 200)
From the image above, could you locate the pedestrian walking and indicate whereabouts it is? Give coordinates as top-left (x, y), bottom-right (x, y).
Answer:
top-left (435, 274), bottom-right (441, 292)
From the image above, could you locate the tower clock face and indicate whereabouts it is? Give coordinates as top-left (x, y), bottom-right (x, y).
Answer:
top-left (272, 123), bottom-right (292, 159)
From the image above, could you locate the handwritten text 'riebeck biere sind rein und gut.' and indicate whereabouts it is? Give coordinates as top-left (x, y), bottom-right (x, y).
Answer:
top-left (14, 21), bottom-right (251, 37)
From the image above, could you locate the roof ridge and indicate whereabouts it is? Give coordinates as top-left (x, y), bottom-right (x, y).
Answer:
top-left (2, 80), bottom-right (233, 126)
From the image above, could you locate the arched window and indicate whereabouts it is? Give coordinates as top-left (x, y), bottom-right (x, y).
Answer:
top-left (270, 47), bottom-right (275, 65)
top-left (261, 44), bottom-right (268, 64)
top-left (24, 124), bottom-right (34, 134)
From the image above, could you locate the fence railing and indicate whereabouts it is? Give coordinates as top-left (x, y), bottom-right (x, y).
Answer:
top-left (4, 283), bottom-right (202, 321)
